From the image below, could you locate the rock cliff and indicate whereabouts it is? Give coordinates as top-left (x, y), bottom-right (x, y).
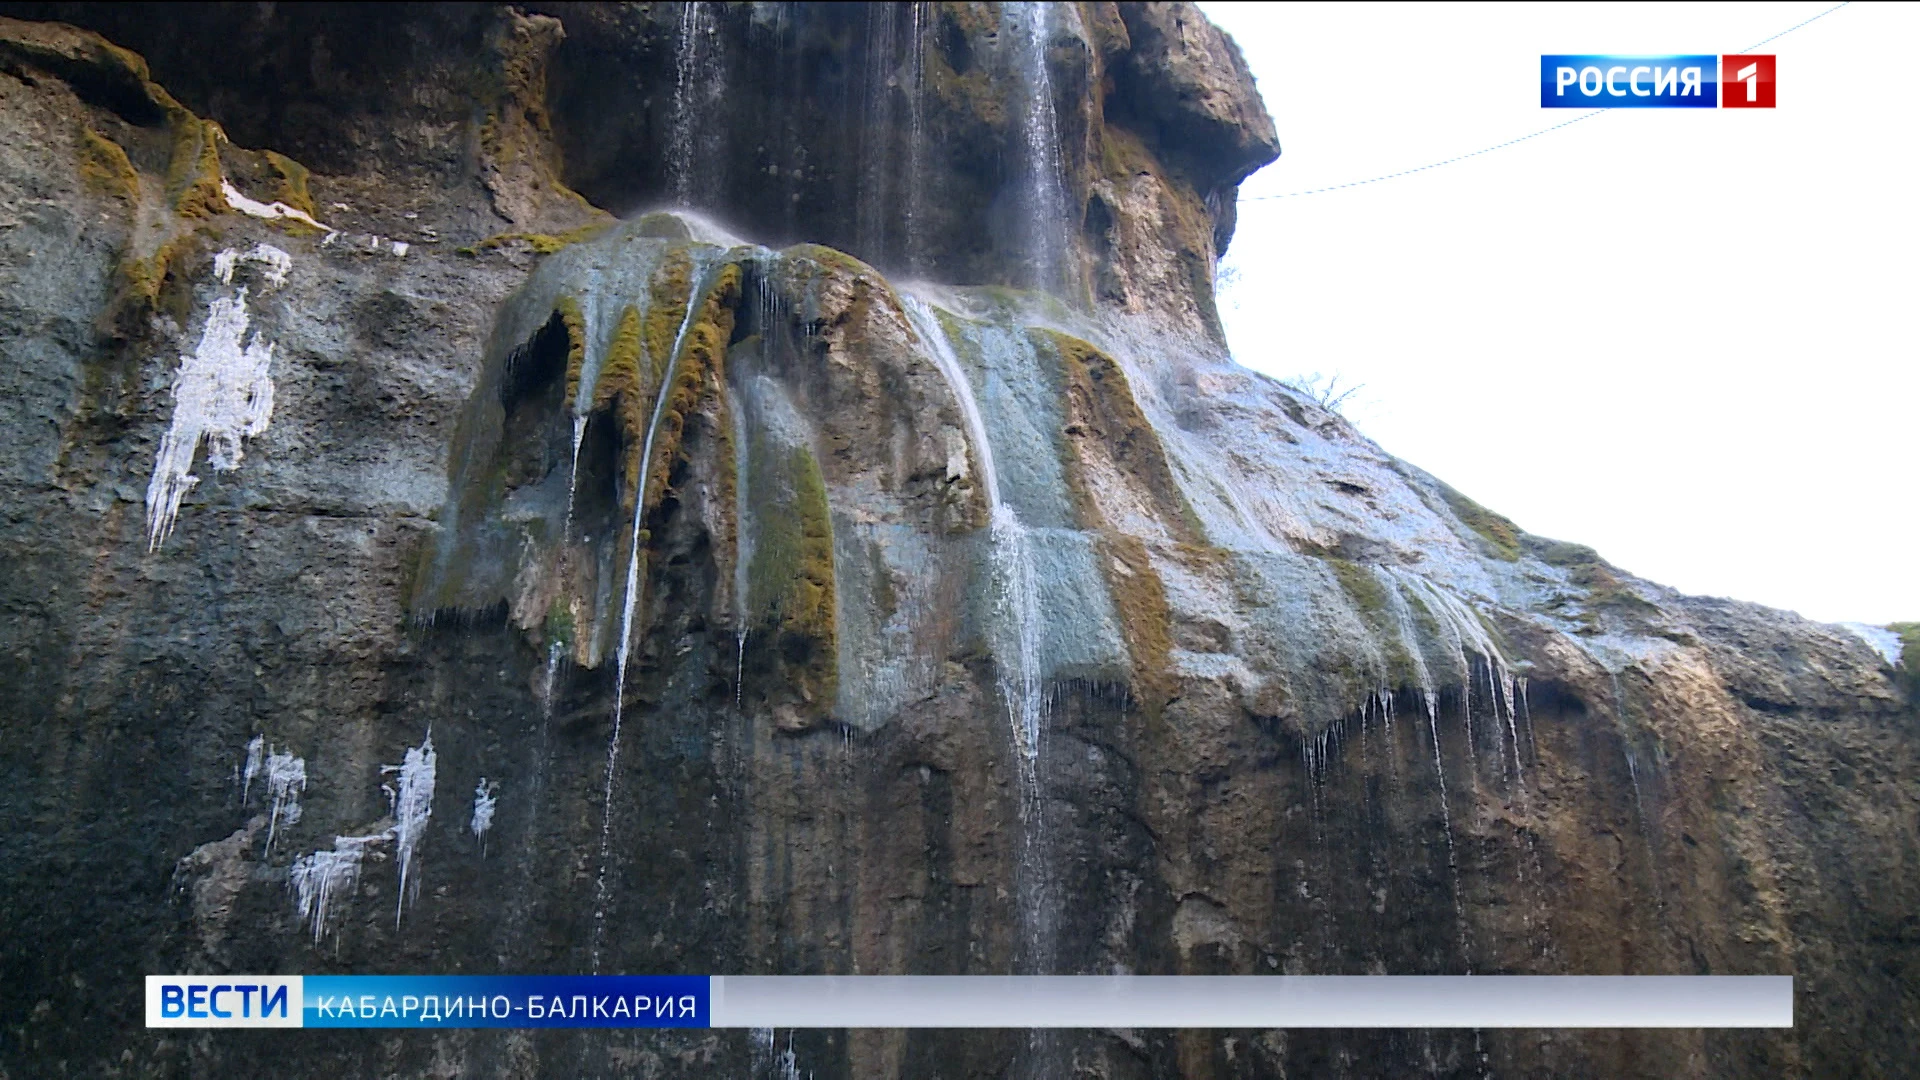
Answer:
top-left (0, 4), bottom-right (1912, 1078)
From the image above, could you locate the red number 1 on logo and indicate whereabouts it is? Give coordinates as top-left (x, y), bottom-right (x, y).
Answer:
top-left (1721, 54), bottom-right (1776, 108)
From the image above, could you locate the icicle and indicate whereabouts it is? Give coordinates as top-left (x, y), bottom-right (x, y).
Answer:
top-left (540, 639), bottom-right (564, 715)
top-left (750, 1027), bottom-right (777, 1076)
top-left (470, 778), bottom-right (498, 854)
top-left (240, 734), bottom-right (265, 804)
top-left (1503, 673), bottom-right (1527, 792)
top-left (289, 834), bottom-right (384, 945)
top-left (735, 631), bottom-right (748, 708)
top-left (263, 748), bottom-right (306, 855)
top-left (1425, 693), bottom-right (1472, 969)
top-left (777, 1030), bottom-right (802, 1080)
top-left (383, 732), bottom-right (437, 928)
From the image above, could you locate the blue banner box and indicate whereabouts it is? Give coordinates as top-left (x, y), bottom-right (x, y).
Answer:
top-left (148, 975), bottom-right (1794, 1029)
top-left (1541, 56), bottom-right (1719, 108)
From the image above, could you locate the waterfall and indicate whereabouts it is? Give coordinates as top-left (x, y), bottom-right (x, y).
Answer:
top-left (1610, 672), bottom-right (1651, 836)
top-left (901, 294), bottom-right (1044, 761)
top-left (590, 253), bottom-right (723, 971)
top-left (669, 2), bottom-right (714, 207)
top-left (1010, 1), bottom-right (1067, 294)
top-left (899, 295), bottom-right (999, 506)
top-left (904, 2), bottom-right (931, 275)
top-left (562, 412), bottom-right (587, 541)
top-left (856, 3), bottom-right (900, 263)
top-left (901, 291), bottom-right (1053, 994)
top-left (730, 378), bottom-right (752, 707)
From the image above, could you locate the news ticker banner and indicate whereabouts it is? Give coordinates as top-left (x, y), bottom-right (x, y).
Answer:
top-left (149, 975), bottom-right (1793, 1030)
top-left (1540, 55), bottom-right (1776, 108)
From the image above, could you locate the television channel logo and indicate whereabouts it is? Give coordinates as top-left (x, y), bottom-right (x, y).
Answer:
top-left (147, 976), bottom-right (303, 1028)
top-left (1540, 55), bottom-right (1775, 108)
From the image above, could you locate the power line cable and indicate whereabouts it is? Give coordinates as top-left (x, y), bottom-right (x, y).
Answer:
top-left (1240, 1), bottom-right (1850, 201)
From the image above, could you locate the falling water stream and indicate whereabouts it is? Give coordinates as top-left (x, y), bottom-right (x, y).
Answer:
top-left (588, 254), bottom-right (723, 971)
top-left (1011, 1), bottom-right (1066, 294)
top-left (669, 2), bottom-right (713, 207)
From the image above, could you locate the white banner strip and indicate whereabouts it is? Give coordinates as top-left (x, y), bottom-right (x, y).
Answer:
top-left (709, 975), bottom-right (1791, 1029)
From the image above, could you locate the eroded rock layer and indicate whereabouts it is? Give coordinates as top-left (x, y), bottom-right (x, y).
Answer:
top-left (0, 5), bottom-right (1912, 1078)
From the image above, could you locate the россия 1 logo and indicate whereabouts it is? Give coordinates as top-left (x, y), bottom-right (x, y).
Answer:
top-left (1540, 55), bottom-right (1775, 108)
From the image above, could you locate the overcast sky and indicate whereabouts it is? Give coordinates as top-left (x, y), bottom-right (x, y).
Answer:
top-left (1199, 1), bottom-right (1915, 626)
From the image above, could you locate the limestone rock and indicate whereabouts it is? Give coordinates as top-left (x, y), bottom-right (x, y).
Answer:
top-left (0, 5), bottom-right (1910, 1079)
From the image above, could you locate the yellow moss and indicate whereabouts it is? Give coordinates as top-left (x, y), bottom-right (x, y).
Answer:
top-left (921, 6), bottom-right (1008, 132)
top-left (474, 221), bottom-right (616, 255)
top-left (1044, 328), bottom-right (1207, 544)
top-left (167, 115), bottom-right (227, 219)
top-left (1104, 534), bottom-right (1174, 713)
top-left (1325, 557), bottom-right (1388, 619)
top-left (591, 305), bottom-right (650, 504)
top-left (556, 295), bottom-right (588, 408)
top-left (712, 345), bottom-right (747, 619)
top-left (641, 263), bottom-right (741, 511)
top-left (116, 230), bottom-right (201, 322)
top-left (783, 242), bottom-right (879, 281)
top-left (0, 23), bottom-right (234, 219)
top-left (475, 9), bottom-right (608, 223)
top-left (1077, 1), bottom-right (1130, 58)
top-left (1323, 556), bottom-right (1419, 685)
top-left (1039, 329), bottom-right (1183, 711)
top-left (262, 150), bottom-right (316, 218)
top-left (1528, 536), bottom-right (1656, 624)
top-left (78, 126), bottom-right (139, 202)
top-left (643, 249), bottom-right (697, 378)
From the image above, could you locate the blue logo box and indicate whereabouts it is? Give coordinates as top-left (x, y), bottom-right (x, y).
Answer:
top-left (1541, 56), bottom-right (1718, 108)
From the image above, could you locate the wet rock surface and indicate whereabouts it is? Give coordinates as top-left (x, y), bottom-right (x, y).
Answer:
top-left (0, 5), bottom-right (1913, 1078)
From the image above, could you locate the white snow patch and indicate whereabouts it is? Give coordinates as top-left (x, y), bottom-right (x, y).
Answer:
top-left (220, 179), bottom-right (333, 233)
top-left (469, 777), bottom-right (497, 851)
top-left (382, 733), bottom-right (437, 927)
top-left (1839, 622), bottom-right (1905, 667)
top-left (144, 246), bottom-right (290, 549)
top-left (213, 243), bottom-right (291, 288)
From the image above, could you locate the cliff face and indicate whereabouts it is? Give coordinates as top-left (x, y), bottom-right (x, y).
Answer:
top-left (0, 5), bottom-right (1912, 1078)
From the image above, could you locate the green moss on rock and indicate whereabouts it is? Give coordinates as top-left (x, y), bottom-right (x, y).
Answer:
top-left (1439, 483), bottom-right (1522, 562)
top-left (1889, 622), bottom-right (1920, 699)
top-left (746, 435), bottom-right (839, 711)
